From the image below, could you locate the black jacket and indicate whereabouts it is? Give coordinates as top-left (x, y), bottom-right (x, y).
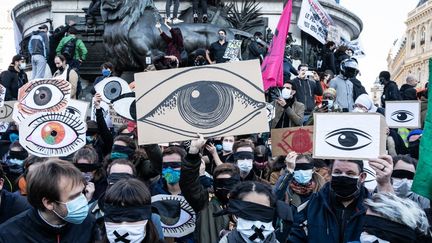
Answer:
top-left (400, 83), bottom-right (417, 100)
top-left (0, 208), bottom-right (96, 242)
top-left (351, 77), bottom-right (368, 101)
top-left (381, 80), bottom-right (401, 107)
top-left (291, 77), bottom-right (323, 113)
top-left (319, 47), bottom-right (336, 74)
top-left (0, 190), bottom-right (31, 224)
top-left (0, 66), bottom-right (28, 101)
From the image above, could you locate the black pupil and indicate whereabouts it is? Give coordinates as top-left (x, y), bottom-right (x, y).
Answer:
top-left (338, 132), bottom-right (358, 147)
top-left (51, 130), bottom-right (57, 137)
top-left (397, 113), bottom-right (407, 121)
top-left (34, 87), bottom-right (52, 106)
top-left (190, 84), bottom-right (219, 113)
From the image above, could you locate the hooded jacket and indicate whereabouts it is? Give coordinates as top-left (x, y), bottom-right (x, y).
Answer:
top-left (291, 77), bottom-right (323, 113)
top-left (288, 183), bottom-right (369, 243)
top-left (28, 30), bottom-right (49, 58)
top-left (0, 208), bottom-right (96, 242)
top-left (381, 80), bottom-right (401, 107)
top-left (0, 65), bottom-right (28, 101)
top-left (400, 83), bottom-right (417, 100)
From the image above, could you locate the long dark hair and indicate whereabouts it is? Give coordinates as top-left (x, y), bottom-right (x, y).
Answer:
top-left (104, 178), bottom-right (161, 243)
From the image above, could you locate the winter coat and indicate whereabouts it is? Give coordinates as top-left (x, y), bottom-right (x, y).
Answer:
top-left (180, 152), bottom-right (230, 243)
top-left (350, 77), bottom-right (368, 101)
top-left (0, 208), bottom-right (96, 242)
top-left (0, 190), bottom-right (31, 224)
top-left (288, 183), bottom-right (369, 243)
top-left (56, 35), bottom-right (88, 61)
top-left (28, 30), bottom-right (49, 58)
top-left (319, 47), bottom-right (336, 74)
top-left (271, 99), bottom-right (305, 128)
top-left (329, 75), bottom-right (354, 111)
top-left (381, 81), bottom-right (401, 107)
top-left (291, 77), bottom-right (323, 113)
top-left (0, 65), bottom-right (28, 101)
top-left (400, 83), bottom-right (417, 100)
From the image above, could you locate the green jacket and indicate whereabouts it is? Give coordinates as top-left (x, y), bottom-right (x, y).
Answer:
top-left (56, 35), bottom-right (88, 60)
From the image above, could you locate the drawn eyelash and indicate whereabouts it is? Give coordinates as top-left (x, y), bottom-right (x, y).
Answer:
top-left (25, 112), bottom-right (85, 156)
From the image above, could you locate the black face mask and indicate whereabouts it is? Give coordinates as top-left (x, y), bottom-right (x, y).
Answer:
top-left (331, 175), bottom-right (361, 201)
top-left (58, 66), bottom-right (64, 72)
top-left (214, 176), bottom-right (240, 205)
top-left (408, 140), bottom-right (420, 160)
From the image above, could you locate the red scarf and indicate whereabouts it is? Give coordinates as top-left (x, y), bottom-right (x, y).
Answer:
top-left (289, 179), bottom-right (316, 195)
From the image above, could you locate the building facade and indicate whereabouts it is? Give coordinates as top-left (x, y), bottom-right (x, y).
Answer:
top-left (387, 0), bottom-right (431, 88)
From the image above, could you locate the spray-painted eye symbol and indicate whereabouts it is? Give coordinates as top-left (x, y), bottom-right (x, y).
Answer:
top-left (325, 128), bottom-right (372, 151)
top-left (18, 79), bottom-right (71, 115)
top-left (390, 110), bottom-right (414, 123)
top-left (22, 112), bottom-right (86, 156)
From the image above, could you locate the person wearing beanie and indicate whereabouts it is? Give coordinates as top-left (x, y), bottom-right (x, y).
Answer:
top-left (0, 55), bottom-right (28, 101)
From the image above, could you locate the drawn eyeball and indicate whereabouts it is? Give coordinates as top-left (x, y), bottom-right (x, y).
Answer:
top-left (138, 79), bottom-right (265, 138)
top-left (151, 194), bottom-right (196, 237)
top-left (390, 110), bottom-right (414, 123)
top-left (111, 92), bottom-right (136, 121)
top-left (0, 103), bottom-right (13, 119)
top-left (325, 128), bottom-right (372, 151)
top-left (94, 77), bottom-right (132, 103)
top-left (21, 111), bottom-right (86, 156)
top-left (18, 79), bottom-right (71, 115)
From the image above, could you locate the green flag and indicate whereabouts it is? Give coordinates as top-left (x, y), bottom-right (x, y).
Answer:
top-left (412, 58), bottom-right (432, 199)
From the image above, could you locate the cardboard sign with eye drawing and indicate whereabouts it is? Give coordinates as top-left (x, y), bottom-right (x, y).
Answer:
top-left (134, 60), bottom-right (269, 145)
top-left (15, 78), bottom-right (88, 157)
top-left (385, 101), bottom-right (421, 128)
top-left (313, 113), bottom-right (387, 160)
top-left (271, 126), bottom-right (314, 156)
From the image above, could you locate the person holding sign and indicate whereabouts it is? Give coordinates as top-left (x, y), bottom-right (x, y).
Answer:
top-left (271, 80), bottom-right (305, 129)
top-left (288, 156), bottom-right (394, 243)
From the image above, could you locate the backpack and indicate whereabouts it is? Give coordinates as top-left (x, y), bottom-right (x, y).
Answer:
top-left (61, 38), bottom-right (77, 60)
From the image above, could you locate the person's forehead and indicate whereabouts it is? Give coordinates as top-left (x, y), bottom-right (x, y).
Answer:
top-left (223, 136), bottom-right (234, 141)
top-left (283, 83), bottom-right (292, 88)
top-left (59, 176), bottom-right (84, 200)
top-left (332, 160), bottom-right (359, 173)
top-left (236, 146), bottom-right (253, 152)
top-left (218, 31), bottom-right (225, 35)
top-left (110, 163), bottom-right (133, 174)
top-left (394, 160), bottom-right (416, 172)
top-left (114, 140), bottom-right (128, 146)
top-left (163, 153), bottom-right (182, 162)
top-left (300, 67), bottom-right (308, 71)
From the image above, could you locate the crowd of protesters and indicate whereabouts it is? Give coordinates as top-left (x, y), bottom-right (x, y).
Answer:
top-left (0, 13), bottom-right (430, 243)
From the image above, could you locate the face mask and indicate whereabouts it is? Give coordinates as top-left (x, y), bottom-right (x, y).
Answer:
top-left (392, 178), bottom-right (413, 197)
top-left (8, 150), bottom-right (28, 160)
top-left (105, 222), bottom-right (147, 243)
top-left (8, 158), bottom-right (24, 166)
top-left (327, 100), bottom-right (334, 108)
top-left (86, 136), bottom-right (95, 143)
top-left (9, 133), bottom-right (19, 143)
top-left (19, 63), bottom-right (26, 70)
top-left (222, 141), bottom-right (233, 152)
top-left (58, 66), bottom-right (65, 72)
top-left (360, 232), bottom-right (390, 243)
top-left (293, 170), bottom-right (313, 184)
top-left (408, 140), bottom-right (420, 159)
top-left (353, 107), bottom-right (366, 113)
top-left (218, 34), bottom-right (226, 41)
top-left (237, 159), bottom-right (253, 174)
top-left (331, 175), bottom-right (361, 201)
top-left (102, 69), bottom-right (111, 77)
top-left (54, 193), bottom-right (89, 224)
top-left (162, 167), bottom-right (181, 185)
top-left (237, 217), bottom-right (275, 243)
top-left (281, 88), bottom-right (292, 99)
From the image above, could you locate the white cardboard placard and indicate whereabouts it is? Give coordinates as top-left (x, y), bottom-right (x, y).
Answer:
top-left (385, 101), bottom-right (421, 128)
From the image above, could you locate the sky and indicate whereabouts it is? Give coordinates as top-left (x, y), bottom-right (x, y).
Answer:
top-left (339, 0), bottom-right (419, 92)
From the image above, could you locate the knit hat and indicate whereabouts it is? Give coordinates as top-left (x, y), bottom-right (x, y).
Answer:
top-left (354, 94), bottom-right (377, 112)
top-left (407, 129), bottom-right (423, 141)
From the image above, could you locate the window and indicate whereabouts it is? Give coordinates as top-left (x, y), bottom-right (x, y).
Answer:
top-left (411, 31), bottom-right (416, 49)
top-left (420, 27), bottom-right (426, 45)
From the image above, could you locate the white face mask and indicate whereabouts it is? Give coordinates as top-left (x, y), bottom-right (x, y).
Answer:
top-left (360, 232), bottom-right (390, 243)
top-left (222, 141), bottom-right (234, 152)
top-left (237, 159), bottom-right (253, 174)
top-left (353, 107), bottom-right (366, 113)
top-left (326, 100), bottom-right (334, 108)
top-left (105, 221), bottom-right (147, 243)
top-left (392, 178), bottom-right (413, 197)
top-left (19, 63), bottom-right (26, 70)
top-left (237, 217), bottom-right (274, 243)
top-left (281, 88), bottom-right (292, 99)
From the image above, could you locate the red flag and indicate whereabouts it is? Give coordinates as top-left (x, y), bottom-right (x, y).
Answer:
top-left (261, 0), bottom-right (293, 91)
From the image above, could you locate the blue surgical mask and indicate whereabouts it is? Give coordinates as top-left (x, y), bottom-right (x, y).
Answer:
top-left (162, 167), bottom-right (181, 185)
top-left (86, 136), bottom-right (95, 143)
top-left (102, 69), bottom-right (111, 77)
top-left (110, 152), bottom-right (129, 160)
top-left (54, 193), bottom-right (89, 224)
top-left (8, 158), bottom-right (24, 166)
top-left (9, 133), bottom-right (19, 143)
top-left (293, 169), bottom-right (313, 184)
top-left (215, 144), bottom-right (223, 151)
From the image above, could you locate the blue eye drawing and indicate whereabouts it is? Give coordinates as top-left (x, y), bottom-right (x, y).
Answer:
top-left (325, 128), bottom-right (372, 151)
top-left (137, 66), bottom-right (266, 138)
top-left (391, 110), bottom-right (414, 123)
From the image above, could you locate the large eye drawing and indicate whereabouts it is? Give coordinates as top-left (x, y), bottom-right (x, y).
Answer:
top-left (138, 79), bottom-right (265, 138)
top-left (325, 128), bottom-right (372, 151)
top-left (0, 103), bottom-right (13, 119)
top-left (20, 111), bottom-right (86, 156)
top-left (390, 110), bottom-right (414, 123)
top-left (18, 79), bottom-right (71, 115)
top-left (151, 194), bottom-right (196, 237)
top-left (94, 77), bottom-right (131, 103)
